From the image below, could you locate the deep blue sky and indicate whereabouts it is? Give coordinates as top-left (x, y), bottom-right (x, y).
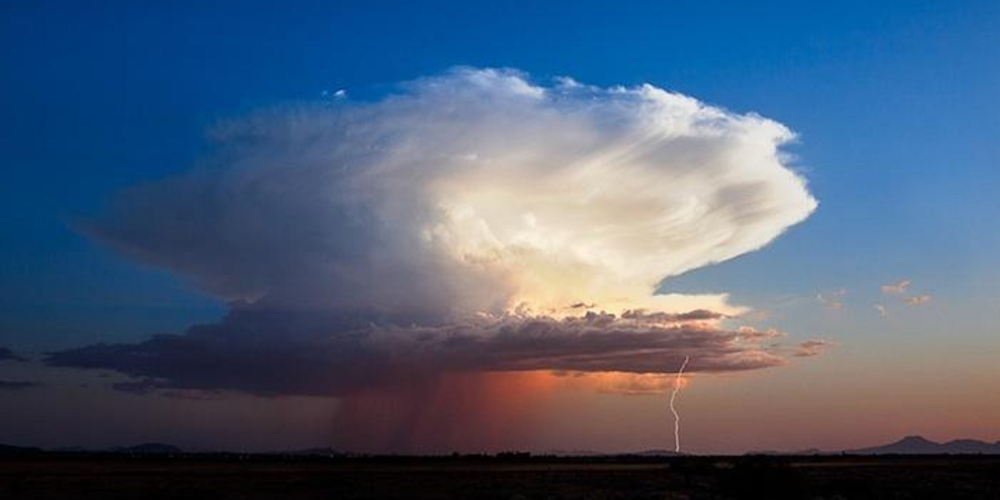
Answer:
top-left (1, 0), bottom-right (998, 351)
top-left (2, 0), bottom-right (1000, 453)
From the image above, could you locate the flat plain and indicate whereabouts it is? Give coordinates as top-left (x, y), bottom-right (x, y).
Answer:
top-left (3, 454), bottom-right (1000, 499)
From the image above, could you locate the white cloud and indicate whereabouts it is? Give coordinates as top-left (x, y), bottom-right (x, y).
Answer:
top-left (86, 67), bottom-right (816, 321)
top-left (875, 303), bottom-right (888, 318)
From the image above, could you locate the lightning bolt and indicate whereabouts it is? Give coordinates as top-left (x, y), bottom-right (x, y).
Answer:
top-left (669, 355), bottom-right (690, 454)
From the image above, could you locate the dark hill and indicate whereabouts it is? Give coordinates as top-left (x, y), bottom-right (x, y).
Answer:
top-left (110, 443), bottom-right (184, 454)
top-left (847, 435), bottom-right (1000, 455)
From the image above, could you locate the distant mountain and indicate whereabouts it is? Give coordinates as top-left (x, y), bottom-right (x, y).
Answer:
top-left (793, 448), bottom-right (825, 456)
top-left (109, 443), bottom-right (184, 454)
top-left (545, 449), bottom-right (685, 457)
top-left (283, 447), bottom-right (347, 457)
top-left (52, 446), bottom-right (90, 453)
top-left (7, 436), bottom-right (1000, 458)
top-left (846, 435), bottom-right (1000, 455)
top-left (630, 449), bottom-right (686, 457)
top-left (542, 449), bottom-right (603, 457)
top-left (940, 439), bottom-right (1000, 454)
top-left (0, 443), bottom-right (41, 455)
top-left (746, 448), bottom-right (825, 456)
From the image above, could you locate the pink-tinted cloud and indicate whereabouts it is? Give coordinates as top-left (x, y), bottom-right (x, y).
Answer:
top-left (880, 279), bottom-right (911, 295)
top-left (793, 339), bottom-right (833, 357)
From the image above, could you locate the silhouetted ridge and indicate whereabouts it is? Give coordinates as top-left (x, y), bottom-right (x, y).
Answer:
top-left (110, 443), bottom-right (183, 454)
top-left (847, 436), bottom-right (1000, 455)
top-left (0, 444), bottom-right (41, 455)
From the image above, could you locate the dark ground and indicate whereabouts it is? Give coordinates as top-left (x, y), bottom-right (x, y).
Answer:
top-left (2, 454), bottom-right (999, 499)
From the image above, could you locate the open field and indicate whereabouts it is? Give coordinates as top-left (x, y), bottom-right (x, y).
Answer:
top-left (2, 455), bottom-right (1000, 499)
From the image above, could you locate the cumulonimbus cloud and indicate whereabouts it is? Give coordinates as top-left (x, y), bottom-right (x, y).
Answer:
top-left (49, 68), bottom-right (819, 396)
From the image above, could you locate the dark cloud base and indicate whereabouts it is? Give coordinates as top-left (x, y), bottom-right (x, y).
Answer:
top-left (0, 347), bottom-right (27, 362)
top-left (0, 380), bottom-right (41, 391)
top-left (47, 307), bottom-right (792, 398)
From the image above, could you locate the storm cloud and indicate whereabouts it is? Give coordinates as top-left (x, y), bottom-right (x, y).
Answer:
top-left (51, 68), bottom-right (818, 397)
top-left (0, 347), bottom-right (26, 362)
top-left (0, 380), bottom-right (40, 391)
top-left (48, 308), bottom-right (788, 397)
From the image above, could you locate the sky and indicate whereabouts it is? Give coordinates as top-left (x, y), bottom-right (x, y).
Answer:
top-left (1, 0), bottom-right (999, 454)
